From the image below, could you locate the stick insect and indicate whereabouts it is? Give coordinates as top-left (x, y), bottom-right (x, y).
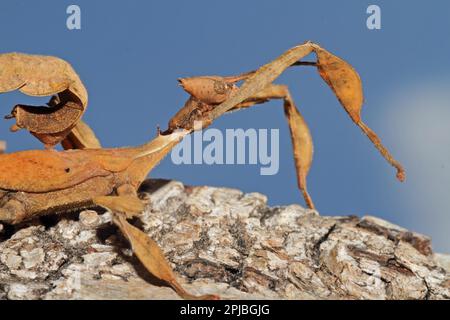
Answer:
top-left (0, 41), bottom-right (405, 299)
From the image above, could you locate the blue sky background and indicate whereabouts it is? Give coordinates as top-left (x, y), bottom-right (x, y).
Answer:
top-left (0, 1), bottom-right (449, 252)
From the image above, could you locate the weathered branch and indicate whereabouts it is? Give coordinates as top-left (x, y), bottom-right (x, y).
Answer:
top-left (0, 179), bottom-right (448, 299)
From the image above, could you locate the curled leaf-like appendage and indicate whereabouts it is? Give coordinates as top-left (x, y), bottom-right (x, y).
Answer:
top-left (0, 53), bottom-right (87, 105)
top-left (0, 52), bottom-right (88, 147)
top-left (10, 101), bottom-right (83, 134)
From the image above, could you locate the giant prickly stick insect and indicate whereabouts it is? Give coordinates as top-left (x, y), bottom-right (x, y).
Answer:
top-left (0, 41), bottom-right (405, 299)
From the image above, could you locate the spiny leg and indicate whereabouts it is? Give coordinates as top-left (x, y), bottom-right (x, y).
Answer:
top-left (93, 188), bottom-right (219, 300)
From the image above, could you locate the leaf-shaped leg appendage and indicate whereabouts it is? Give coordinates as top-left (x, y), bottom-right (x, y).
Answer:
top-left (228, 84), bottom-right (315, 209)
top-left (312, 45), bottom-right (405, 182)
top-left (93, 195), bottom-right (219, 300)
top-left (61, 120), bottom-right (102, 150)
top-left (6, 100), bottom-right (84, 149)
top-left (0, 53), bottom-right (88, 148)
top-left (283, 93), bottom-right (315, 209)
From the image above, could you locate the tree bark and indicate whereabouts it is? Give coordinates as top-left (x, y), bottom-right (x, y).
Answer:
top-left (0, 179), bottom-right (448, 300)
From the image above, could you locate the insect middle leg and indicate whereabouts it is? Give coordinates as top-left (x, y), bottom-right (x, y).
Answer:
top-left (168, 82), bottom-right (316, 209)
top-left (230, 84), bottom-right (315, 209)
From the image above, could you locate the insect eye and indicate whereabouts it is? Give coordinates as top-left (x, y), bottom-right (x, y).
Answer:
top-left (65, 168), bottom-right (71, 173)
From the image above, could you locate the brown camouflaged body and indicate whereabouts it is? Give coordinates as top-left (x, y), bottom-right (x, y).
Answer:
top-left (0, 132), bottom-right (185, 224)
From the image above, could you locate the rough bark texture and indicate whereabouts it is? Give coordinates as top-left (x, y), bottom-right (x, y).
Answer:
top-left (0, 179), bottom-right (448, 300)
